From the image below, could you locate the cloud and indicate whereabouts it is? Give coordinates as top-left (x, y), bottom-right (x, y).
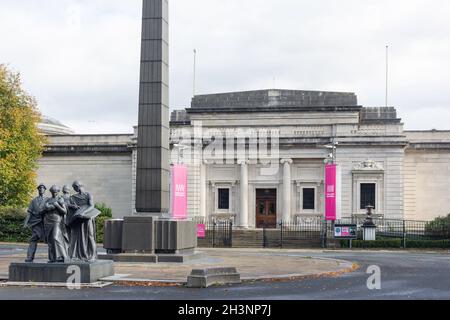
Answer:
top-left (1, 0), bottom-right (449, 133)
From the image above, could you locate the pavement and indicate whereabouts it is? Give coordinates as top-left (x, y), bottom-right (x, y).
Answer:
top-left (1, 243), bottom-right (450, 300)
top-left (0, 244), bottom-right (355, 284)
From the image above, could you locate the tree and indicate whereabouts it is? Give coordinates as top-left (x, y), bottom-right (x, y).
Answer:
top-left (0, 64), bottom-right (46, 208)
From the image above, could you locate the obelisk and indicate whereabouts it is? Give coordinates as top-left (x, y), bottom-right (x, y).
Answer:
top-left (136, 0), bottom-right (170, 215)
top-left (102, 0), bottom-right (198, 260)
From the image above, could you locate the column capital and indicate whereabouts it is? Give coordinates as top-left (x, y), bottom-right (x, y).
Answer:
top-left (238, 159), bottom-right (249, 165)
top-left (281, 158), bottom-right (293, 165)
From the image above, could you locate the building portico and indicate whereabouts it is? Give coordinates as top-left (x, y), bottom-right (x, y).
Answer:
top-left (167, 89), bottom-right (407, 228)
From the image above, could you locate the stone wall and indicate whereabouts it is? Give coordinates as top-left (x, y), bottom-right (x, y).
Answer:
top-left (37, 135), bottom-right (133, 218)
top-left (404, 131), bottom-right (450, 221)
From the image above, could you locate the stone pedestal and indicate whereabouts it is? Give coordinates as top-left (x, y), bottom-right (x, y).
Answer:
top-left (363, 226), bottom-right (377, 241)
top-left (121, 216), bottom-right (155, 253)
top-left (9, 260), bottom-right (114, 284)
top-left (187, 268), bottom-right (241, 288)
top-left (362, 205), bottom-right (377, 241)
top-left (104, 219), bottom-right (124, 254)
top-left (155, 219), bottom-right (197, 254)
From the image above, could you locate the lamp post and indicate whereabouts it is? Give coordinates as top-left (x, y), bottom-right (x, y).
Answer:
top-left (173, 143), bottom-right (189, 164)
top-left (324, 140), bottom-right (338, 164)
top-left (362, 205), bottom-right (377, 241)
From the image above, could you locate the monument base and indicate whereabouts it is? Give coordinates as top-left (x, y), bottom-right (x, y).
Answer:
top-left (121, 216), bottom-right (155, 253)
top-left (99, 253), bottom-right (158, 263)
top-left (9, 260), bottom-right (114, 284)
top-left (157, 251), bottom-right (206, 263)
top-left (98, 251), bottom-right (205, 263)
top-left (103, 216), bottom-right (200, 263)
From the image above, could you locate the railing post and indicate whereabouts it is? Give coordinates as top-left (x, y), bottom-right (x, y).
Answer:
top-left (212, 221), bottom-right (216, 248)
top-left (321, 219), bottom-right (324, 248)
top-left (403, 220), bottom-right (407, 249)
top-left (229, 220), bottom-right (233, 248)
top-left (321, 219), bottom-right (328, 249)
top-left (263, 224), bottom-right (267, 248)
top-left (280, 220), bottom-right (284, 249)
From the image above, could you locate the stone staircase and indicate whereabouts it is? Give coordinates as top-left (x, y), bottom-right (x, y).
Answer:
top-left (198, 229), bottom-right (322, 249)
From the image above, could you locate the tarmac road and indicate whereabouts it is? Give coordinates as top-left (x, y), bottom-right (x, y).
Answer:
top-left (1, 248), bottom-right (450, 300)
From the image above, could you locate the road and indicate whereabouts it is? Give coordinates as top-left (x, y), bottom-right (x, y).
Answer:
top-left (1, 248), bottom-right (450, 300)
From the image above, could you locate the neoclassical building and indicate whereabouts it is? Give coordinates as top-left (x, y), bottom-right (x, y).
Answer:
top-left (37, 89), bottom-right (450, 225)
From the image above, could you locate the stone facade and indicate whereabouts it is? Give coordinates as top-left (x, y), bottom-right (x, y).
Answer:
top-left (37, 135), bottom-right (133, 218)
top-left (403, 131), bottom-right (450, 221)
top-left (37, 89), bottom-right (450, 223)
top-left (168, 89), bottom-right (407, 226)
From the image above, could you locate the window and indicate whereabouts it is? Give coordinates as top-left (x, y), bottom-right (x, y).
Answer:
top-left (218, 188), bottom-right (230, 210)
top-left (258, 200), bottom-right (265, 215)
top-left (303, 188), bottom-right (315, 210)
top-left (360, 183), bottom-right (376, 210)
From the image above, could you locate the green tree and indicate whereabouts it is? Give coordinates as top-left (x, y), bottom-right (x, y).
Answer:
top-left (0, 64), bottom-right (46, 208)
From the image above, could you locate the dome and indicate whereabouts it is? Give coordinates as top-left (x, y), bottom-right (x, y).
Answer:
top-left (38, 116), bottom-right (75, 135)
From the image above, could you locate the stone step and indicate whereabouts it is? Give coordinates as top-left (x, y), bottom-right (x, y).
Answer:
top-left (198, 229), bottom-right (322, 248)
top-left (187, 267), bottom-right (241, 288)
top-left (9, 260), bottom-right (115, 284)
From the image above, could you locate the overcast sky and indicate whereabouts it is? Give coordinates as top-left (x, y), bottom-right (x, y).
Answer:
top-left (1, 0), bottom-right (450, 133)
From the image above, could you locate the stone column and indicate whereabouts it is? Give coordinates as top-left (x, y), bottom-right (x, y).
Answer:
top-left (200, 162), bottom-right (207, 218)
top-left (281, 159), bottom-right (293, 222)
top-left (136, 0), bottom-right (170, 215)
top-left (239, 160), bottom-right (249, 228)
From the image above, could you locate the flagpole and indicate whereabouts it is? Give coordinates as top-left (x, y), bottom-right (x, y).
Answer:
top-left (386, 45), bottom-right (389, 108)
top-left (193, 49), bottom-right (197, 97)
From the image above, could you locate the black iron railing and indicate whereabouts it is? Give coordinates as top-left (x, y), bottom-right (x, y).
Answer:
top-left (193, 217), bottom-right (233, 248)
top-left (192, 216), bottom-right (450, 249)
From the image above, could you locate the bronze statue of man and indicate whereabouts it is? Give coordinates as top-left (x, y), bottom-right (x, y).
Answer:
top-left (60, 185), bottom-right (72, 250)
top-left (43, 185), bottom-right (68, 263)
top-left (67, 181), bottom-right (100, 262)
top-left (24, 184), bottom-right (47, 263)
top-left (62, 185), bottom-right (71, 204)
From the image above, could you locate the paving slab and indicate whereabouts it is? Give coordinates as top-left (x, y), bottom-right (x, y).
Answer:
top-left (0, 245), bottom-right (357, 286)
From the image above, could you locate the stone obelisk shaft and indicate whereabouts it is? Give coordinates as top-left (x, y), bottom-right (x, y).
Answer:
top-left (136, 0), bottom-right (170, 214)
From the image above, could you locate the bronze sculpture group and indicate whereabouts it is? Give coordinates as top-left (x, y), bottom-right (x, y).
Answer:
top-left (24, 181), bottom-right (100, 263)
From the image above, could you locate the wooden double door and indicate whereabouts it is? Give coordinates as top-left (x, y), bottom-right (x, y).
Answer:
top-left (256, 189), bottom-right (277, 229)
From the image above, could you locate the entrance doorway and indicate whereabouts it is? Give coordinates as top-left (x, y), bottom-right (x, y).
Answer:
top-left (256, 189), bottom-right (277, 228)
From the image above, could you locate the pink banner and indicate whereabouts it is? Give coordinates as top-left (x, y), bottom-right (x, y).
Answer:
top-left (197, 224), bottom-right (206, 238)
top-left (325, 164), bottom-right (337, 221)
top-left (171, 164), bottom-right (188, 220)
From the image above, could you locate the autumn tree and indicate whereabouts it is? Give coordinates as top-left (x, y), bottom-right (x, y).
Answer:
top-left (0, 64), bottom-right (46, 208)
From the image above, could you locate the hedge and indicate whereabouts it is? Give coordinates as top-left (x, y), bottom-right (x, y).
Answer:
top-left (405, 239), bottom-right (450, 248)
top-left (94, 203), bottom-right (113, 244)
top-left (0, 207), bottom-right (31, 242)
top-left (340, 239), bottom-right (450, 249)
top-left (0, 203), bottom-right (113, 244)
top-left (340, 239), bottom-right (402, 248)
